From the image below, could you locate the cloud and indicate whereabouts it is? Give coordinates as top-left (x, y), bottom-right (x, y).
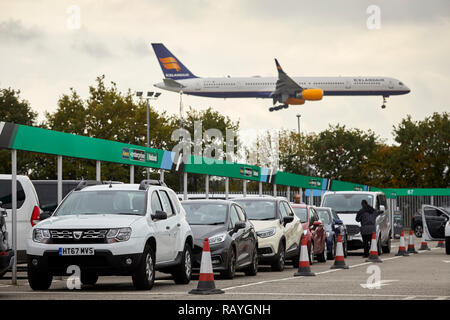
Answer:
top-left (0, 19), bottom-right (43, 42)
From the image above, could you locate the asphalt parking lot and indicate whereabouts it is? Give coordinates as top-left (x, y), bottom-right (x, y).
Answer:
top-left (0, 238), bottom-right (449, 300)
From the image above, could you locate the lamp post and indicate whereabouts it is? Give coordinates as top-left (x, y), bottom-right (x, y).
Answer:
top-left (136, 91), bottom-right (161, 180)
top-left (296, 114), bottom-right (301, 135)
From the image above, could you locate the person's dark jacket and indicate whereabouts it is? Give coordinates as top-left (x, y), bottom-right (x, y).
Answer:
top-left (356, 205), bottom-right (381, 235)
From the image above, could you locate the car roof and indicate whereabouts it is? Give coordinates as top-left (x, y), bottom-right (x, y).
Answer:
top-left (181, 199), bottom-right (233, 205)
top-left (79, 184), bottom-right (166, 192)
top-left (233, 196), bottom-right (287, 202)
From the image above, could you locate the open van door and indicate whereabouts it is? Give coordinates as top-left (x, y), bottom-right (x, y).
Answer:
top-left (420, 205), bottom-right (448, 242)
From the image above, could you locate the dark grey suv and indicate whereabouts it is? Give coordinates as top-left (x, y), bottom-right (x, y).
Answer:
top-left (0, 202), bottom-right (14, 277)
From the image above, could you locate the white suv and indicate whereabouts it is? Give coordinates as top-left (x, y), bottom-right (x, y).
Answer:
top-left (26, 180), bottom-right (194, 290)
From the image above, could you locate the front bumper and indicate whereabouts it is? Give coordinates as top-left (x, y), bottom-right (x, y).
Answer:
top-left (192, 243), bottom-right (230, 272)
top-left (347, 233), bottom-right (363, 249)
top-left (27, 250), bottom-right (143, 276)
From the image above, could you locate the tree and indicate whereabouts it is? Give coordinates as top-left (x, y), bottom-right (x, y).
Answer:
top-left (277, 129), bottom-right (315, 176)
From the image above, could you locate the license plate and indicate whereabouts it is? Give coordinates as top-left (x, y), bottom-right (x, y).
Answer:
top-left (58, 247), bottom-right (94, 256)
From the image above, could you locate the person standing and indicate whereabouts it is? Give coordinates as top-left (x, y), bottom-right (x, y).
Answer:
top-left (293, 193), bottom-right (301, 204)
top-left (356, 200), bottom-right (380, 257)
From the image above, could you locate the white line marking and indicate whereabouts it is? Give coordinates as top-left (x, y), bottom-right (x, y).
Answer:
top-left (434, 297), bottom-right (448, 300)
top-left (360, 279), bottom-right (399, 289)
top-left (402, 296), bottom-right (416, 300)
top-left (0, 284), bottom-right (11, 288)
top-left (442, 260), bottom-right (450, 263)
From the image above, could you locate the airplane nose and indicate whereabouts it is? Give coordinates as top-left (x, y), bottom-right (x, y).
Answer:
top-left (406, 86), bottom-right (411, 93)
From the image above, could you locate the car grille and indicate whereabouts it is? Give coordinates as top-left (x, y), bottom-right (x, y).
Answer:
top-left (346, 225), bottom-right (360, 236)
top-left (49, 229), bottom-right (108, 244)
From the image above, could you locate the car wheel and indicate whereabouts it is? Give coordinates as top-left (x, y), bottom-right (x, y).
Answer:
top-left (0, 270), bottom-right (6, 279)
top-left (221, 248), bottom-right (236, 279)
top-left (172, 243), bottom-right (192, 284)
top-left (377, 234), bottom-right (382, 256)
top-left (28, 268), bottom-right (53, 290)
top-left (80, 271), bottom-right (98, 286)
top-left (445, 237), bottom-right (450, 255)
top-left (382, 234), bottom-right (391, 254)
top-left (309, 242), bottom-right (314, 265)
top-left (132, 245), bottom-right (155, 290)
top-left (414, 224), bottom-right (423, 238)
top-left (244, 246), bottom-right (258, 276)
top-left (327, 238), bottom-right (336, 260)
top-left (271, 241), bottom-right (285, 271)
top-left (343, 236), bottom-right (348, 258)
top-left (292, 239), bottom-right (301, 268)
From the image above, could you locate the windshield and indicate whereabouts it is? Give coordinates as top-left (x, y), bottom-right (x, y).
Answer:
top-left (54, 190), bottom-right (146, 216)
top-left (316, 209), bottom-right (331, 224)
top-left (233, 200), bottom-right (276, 220)
top-left (182, 203), bottom-right (228, 225)
top-left (322, 194), bottom-right (374, 213)
top-left (293, 207), bottom-right (307, 223)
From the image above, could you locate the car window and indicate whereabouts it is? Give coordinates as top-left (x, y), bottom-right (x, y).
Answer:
top-left (424, 207), bottom-right (442, 217)
top-left (279, 201), bottom-right (288, 218)
top-left (182, 203), bottom-right (227, 225)
top-left (0, 180), bottom-right (26, 209)
top-left (316, 209), bottom-right (331, 225)
top-left (151, 191), bottom-right (163, 213)
top-left (235, 205), bottom-right (246, 221)
top-left (230, 205), bottom-right (240, 227)
top-left (309, 208), bottom-right (318, 224)
top-left (293, 207), bottom-right (308, 223)
top-left (159, 190), bottom-right (174, 217)
top-left (233, 200), bottom-right (276, 220)
top-left (283, 202), bottom-right (294, 216)
top-left (168, 190), bottom-right (180, 214)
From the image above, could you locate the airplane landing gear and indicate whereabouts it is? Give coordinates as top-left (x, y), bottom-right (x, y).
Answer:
top-left (269, 104), bottom-right (289, 112)
top-left (381, 96), bottom-right (388, 109)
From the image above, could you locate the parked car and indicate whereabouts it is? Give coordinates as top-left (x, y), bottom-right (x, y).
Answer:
top-left (419, 205), bottom-right (450, 254)
top-left (0, 202), bottom-right (14, 277)
top-left (321, 191), bottom-right (391, 254)
top-left (411, 212), bottom-right (423, 237)
top-left (315, 206), bottom-right (348, 259)
top-left (26, 179), bottom-right (194, 290)
top-left (0, 174), bottom-right (41, 265)
top-left (233, 197), bottom-right (303, 271)
top-left (291, 203), bottom-right (325, 264)
top-left (181, 200), bottom-right (258, 279)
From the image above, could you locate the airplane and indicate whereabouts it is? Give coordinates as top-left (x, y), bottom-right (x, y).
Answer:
top-left (152, 43), bottom-right (410, 111)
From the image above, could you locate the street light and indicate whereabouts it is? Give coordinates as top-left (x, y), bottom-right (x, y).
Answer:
top-left (296, 114), bottom-right (301, 135)
top-left (136, 91), bottom-right (162, 179)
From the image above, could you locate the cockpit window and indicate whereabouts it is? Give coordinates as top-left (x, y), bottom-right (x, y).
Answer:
top-left (399, 82), bottom-right (403, 86)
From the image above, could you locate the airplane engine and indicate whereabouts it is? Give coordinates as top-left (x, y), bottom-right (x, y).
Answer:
top-left (285, 98), bottom-right (305, 105)
top-left (296, 88), bottom-right (323, 101)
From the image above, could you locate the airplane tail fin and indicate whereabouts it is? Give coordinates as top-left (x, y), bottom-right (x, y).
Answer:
top-left (151, 43), bottom-right (197, 80)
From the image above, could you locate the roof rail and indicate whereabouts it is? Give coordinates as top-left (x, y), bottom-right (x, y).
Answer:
top-left (139, 179), bottom-right (167, 190)
top-left (74, 180), bottom-right (102, 191)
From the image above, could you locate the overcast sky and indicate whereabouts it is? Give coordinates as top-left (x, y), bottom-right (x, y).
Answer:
top-left (1, 0), bottom-right (449, 145)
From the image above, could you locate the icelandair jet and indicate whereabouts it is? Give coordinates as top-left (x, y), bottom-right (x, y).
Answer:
top-left (152, 43), bottom-right (410, 111)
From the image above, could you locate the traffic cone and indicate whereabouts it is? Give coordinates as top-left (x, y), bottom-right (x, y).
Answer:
top-left (366, 232), bottom-right (382, 263)
top-left (419, 231), bottom-right (430, 250)
top-left (436, 240), bottom-right (445, 248)
top-left (407, 229), bottom-right (418, 254)
top-left (294, 236), bottom-right (316, 276)
top-left (395, 230), bottom-right (410, 256)
top-left (189, 238), bottom-right (224, 295)
top-left (330, 234), bottom-right (348, 269)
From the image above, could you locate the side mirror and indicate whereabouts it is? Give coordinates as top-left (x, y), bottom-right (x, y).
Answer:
top-left (233, 221), bottom-right (246, 232)
top-left (379, 205), bottom-right (385, 213)
top-left (39, 212), bottom-right (51, 221)
top-left (40, 203), bottom-right (57, 214)
top-left (151, 210), bottom-right (168, 220)
top-left (283, 216), bottom-right (294, 226)
top-left (334, 218), bottom-right (343, 225)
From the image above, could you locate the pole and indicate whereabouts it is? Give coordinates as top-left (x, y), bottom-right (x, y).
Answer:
top-left (243, 180), bottom-right (247, 197)
top-left (146, 99), bottom-right (150, 180)
top-left (299, 188), bottom-right (303, 203)
top-left (287, 186), bottom-right (290, 202)
top-left (273, 184), bottom-right (277, 197)
top-left (205, 175), bottom-right (209, 199)
top-left (57, 155), bottom-right (62, 204)
top-left (259, 181), bottom-right (262, 197)
top-left (160, 170), bottom-right (164, 183)
top-left (96, 160), bottom-right (101, 181)
top-left (130, 165), bottom-right (134, 184)
top-left (225, 177), bottom-right (229, 200)
top-left (296, 114), bottom-right (301, 135)
top-left (11, 149), bottom-right (17, 285)
top-left (309, 189), bottom-right (313, 206)
top-left (183, 172), bottom-right (188, 200)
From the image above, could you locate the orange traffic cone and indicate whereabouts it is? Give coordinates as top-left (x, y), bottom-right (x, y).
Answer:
top-left (189, 238), bottom-right (224, 295)
top-left (330, 234), bottom-right (348, 269)
top-left (395, 230), bottom-right (410, 256)
top-left (436, 240), bottom-right (445, 248)
top-left (419, 231), bottom-right (430, 250)
top-left (366, 232), bottom-right (382, 263)
top-left (407, 229), bottom-right (418, 254)
top-left (294, 236), bottom-right (316, 276)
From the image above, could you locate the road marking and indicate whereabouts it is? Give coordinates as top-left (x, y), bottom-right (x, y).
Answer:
top-left (442, 260), bottom-right (450, 263)
top-left (0, 284), bottom-right (11, 288)
top-left (360, 279), bottom-right (399, 289)
top-left (434, 297), bottom-right (448, 300)
top-left (402, 296), bottom-right (416, 300)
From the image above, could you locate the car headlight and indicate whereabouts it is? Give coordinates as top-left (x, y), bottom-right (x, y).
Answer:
top-left (209, 233), bottom-right (227, 245)
top-left (33, 229), bottom-right (50, 243)
top-left (107, 227), bottom-right (131, 243)
top-left (257, 227), bottom-right (276, 238)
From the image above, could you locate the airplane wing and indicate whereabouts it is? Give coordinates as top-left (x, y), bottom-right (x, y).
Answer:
top-left (271, 59), bottom-right (303, 97)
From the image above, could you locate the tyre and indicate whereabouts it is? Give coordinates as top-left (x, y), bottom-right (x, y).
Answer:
top-left (291, 240), bottom-right (301, 268)
top-left (414, 224), bottom-right (423, 238)
top-left (28, 268), bottom-right (53, 290)
top-left (309, 242), bottom-right (314, 265)
top-left (132, 245), bottom-right (155, 290)
top-left (0, 270), bottom-right (6, 279)
top-left (221, 247), bottom-right (236, 279)
top-left (244, 246), bottom-right (258, 276)
top-left (172, 243), bottom-right (192, 284)
top-left (327, 238), bottom-right (336, 260)
top-left (377, 234), bottom-right (382, 256)
top-left (80, 271), bottom-right (98, 286)
top-left (382, 234), bottom-right (391, 254)
top-left (271, 241), bottom-right (285, 271)
top-left (445, 237), bottom-right (450, 255)
top-left (343, 236), bottom-right (348, 258)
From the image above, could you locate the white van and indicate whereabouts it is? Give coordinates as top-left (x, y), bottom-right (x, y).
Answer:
top-left (0, 174), bottom-right (41, 266)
